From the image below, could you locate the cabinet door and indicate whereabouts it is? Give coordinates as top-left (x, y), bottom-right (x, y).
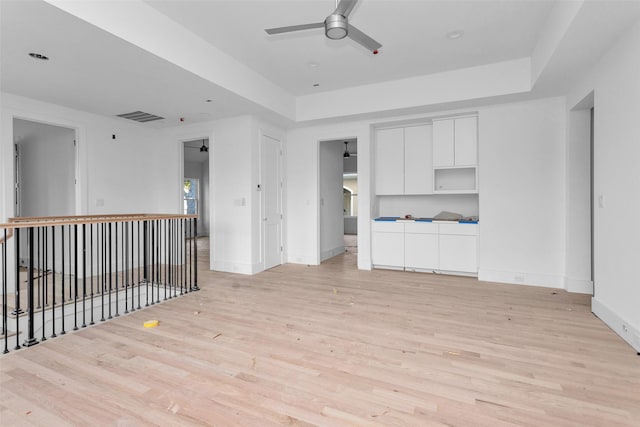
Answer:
top-left (454, 116), bottom-right (477, 166)
top-left (432, 119), bottom-right (454, 167)
top-left (404, 125), bottom-right (432, 195)
top-left (405, 232), bottom-right (439, 270)
top-left (439, 234), bottom-right (478, 273)
top-left (375, 127), bottom-right (404, 195)
top-left (372, 231), bottom-right (404, 267)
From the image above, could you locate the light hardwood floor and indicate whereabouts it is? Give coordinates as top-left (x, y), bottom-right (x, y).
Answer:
top-left (1, 244), bottom-right (639, 426)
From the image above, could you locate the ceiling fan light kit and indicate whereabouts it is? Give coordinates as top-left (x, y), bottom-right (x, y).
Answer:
top-left (265, 0), bottom-right (382, 54)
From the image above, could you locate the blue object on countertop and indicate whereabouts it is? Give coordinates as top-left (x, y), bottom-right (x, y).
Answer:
top-left (459, 220), bottom-right (478, 224)
top-left (414, 218), bottom-right (433, 222)
top-left (374, 217), bottom-right (400, 221)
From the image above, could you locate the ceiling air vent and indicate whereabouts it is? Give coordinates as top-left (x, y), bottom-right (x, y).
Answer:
top-left (116, 111), bottom-right (164, 123)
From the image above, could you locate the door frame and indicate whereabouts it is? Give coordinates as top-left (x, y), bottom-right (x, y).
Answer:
top-left (11, 115), bottom-right (82, 217)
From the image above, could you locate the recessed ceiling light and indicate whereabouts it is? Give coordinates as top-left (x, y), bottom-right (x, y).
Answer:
top-left (308, 62), bottom-right (319, 68)
top-left (313, 83), bottom-right (320, 87)
top-left (446, 30), bottom-right (464, 40)
top-left (28, 52), bottom-right (49, 61)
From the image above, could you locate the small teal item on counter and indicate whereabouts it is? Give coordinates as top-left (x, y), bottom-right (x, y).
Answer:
top-left (458, 220), bottom-right (478, 224)
top-left (414, 218), bottom-right (433, 222)
top-left (375, 217), bottom-right (400, 221)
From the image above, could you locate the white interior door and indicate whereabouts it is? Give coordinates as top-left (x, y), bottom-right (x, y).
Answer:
top-left (262, 134), bottom-right (282, 270)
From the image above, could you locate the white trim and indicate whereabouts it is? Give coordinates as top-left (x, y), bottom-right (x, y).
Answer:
top-left (565, 277), bottom-right (593, 294)
top-left (592, 298), bottom-right (640, 353)
top-left (478, 269), bottom-right (565, 289)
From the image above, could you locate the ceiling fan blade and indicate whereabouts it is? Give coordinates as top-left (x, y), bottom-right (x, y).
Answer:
top-left (347, 24), bottom-right (381, 52)
top-left (334, 0), bottom-right (358, 17)
top-left (265, 22), bottom-right (324, 35)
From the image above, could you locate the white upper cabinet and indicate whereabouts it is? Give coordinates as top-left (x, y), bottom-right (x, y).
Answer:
top-left (404, 125), bottom-right (432, 195)
top-left (454, 116), bottom-right (477, 166)
top-left (432, 116), bottom-right (477, 167)
top-left (375, 124), bottom-right (433, 195)
top-left (375, 127), bottom-right (404, 195)
top-left (432, 120), bottom-right (455, 167)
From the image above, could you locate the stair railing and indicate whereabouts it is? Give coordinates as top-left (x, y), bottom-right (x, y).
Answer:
top-left (0, 214), bottom-right (198, 354)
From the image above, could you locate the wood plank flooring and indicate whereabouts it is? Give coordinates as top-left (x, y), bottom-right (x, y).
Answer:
top-left (1, 245), bottom-right (639, 426)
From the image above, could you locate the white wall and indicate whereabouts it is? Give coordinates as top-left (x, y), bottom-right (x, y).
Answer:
top-left (478, 97), bottom-right (567, 288)
top-left (568, 20), bottom-right (640, 352)
top-left (285, 121), bottom-right (372, 268)
top-left (171, 115), bottom-right (284, 274)
top-left (319, 140), bottom-right (345, 261)
top-left (377, 195), bottom-right (478, 219)
top-left (286, 99), bottom-right (570, 287)
top-left (2, 93), bottom-right (181, 215)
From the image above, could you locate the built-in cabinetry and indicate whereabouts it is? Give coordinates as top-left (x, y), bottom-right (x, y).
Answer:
top-left (432, 116), bottom-right (478, 194)
top-left (372, 220), bottom-right (478, 275)
top-left (375, 125), bottom-right (433, 195)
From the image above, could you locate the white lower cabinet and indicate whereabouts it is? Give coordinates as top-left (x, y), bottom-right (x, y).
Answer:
top-left (404, 223), bottom-right (439, 270)
top-left (371, 222), bottom-right (405, 268)
top-left (372, 221), bottom-right (478, 275)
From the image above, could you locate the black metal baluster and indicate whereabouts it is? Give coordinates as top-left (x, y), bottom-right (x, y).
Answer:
top-left (73, 224), bottom-right (78, 331)
top-left (3, 229), bottom-right (9, 353)
top-left (163, 219), bottom-right (167, 301)
top-left (51, 226), bottom-right (56, 338)
top-left (24, 227), bottom-right (38, 347)
top-left (90, 223), bottom-right (94, 326)
top-left (101, 222), bottom-right (105, 322)
top-left (82, 223), bottom-right (87, 328)
top-left (13, 228), bottom-right (20, 350)
top-left (144, 220), bottom-right (149, 307)
top-left (37, 227), bottom-right (41, 309)
top-left (156, 220), bottom-right (160, 304)
top-left (124, 222), bottom-right (129, 314)
top-left (41, 226), bottom-right (47, 342)
top-left (60, 225), bottom-right (66, 335)
top-left (114, 222), bottom-right (119, 317)
top-left (193, 218), bottom-right (199, 291)
top-left (130, 221), bottom-right (135, 312)
top-left (108, 222), bottom-right (112, 319)
top-left (137, 221), bottom-right (141, 310)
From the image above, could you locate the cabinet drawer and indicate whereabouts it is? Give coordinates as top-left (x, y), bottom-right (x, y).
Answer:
top-left (439, 223), bottom-right (478, 236)
top-left (372, 221), bottom-right (404, 233)
top-left (404, 222), bottom-right (438, 234)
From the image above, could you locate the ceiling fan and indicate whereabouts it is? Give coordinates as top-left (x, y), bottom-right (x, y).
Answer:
top-left (265, 0), bottom-right (382, 54)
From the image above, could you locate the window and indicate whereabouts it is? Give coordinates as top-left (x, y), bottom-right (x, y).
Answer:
top-left (183, 178), bottom-right (199, 215)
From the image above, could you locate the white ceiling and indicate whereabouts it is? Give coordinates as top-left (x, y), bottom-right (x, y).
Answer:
top-left (145, 0), bottom-right (555, 95)
top-left (1, 0), bottom-right (639, 128)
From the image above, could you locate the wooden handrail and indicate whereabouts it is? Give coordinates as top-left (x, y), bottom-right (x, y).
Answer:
top-left (0, 213), bottom-right (197, 230)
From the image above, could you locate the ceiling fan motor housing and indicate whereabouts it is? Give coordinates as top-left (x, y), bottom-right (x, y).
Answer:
top-left (325, 14), bottom-right (348, 39)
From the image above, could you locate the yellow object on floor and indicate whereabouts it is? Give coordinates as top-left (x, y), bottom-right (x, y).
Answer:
top-left (144, 320), bottom-right (159, 328)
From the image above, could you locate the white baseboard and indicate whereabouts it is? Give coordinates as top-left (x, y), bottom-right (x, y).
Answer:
top-left (320, 245), bottom-right (345, 262)
top-left (565, 277), bottom-right (593, 294)
top-left (287, 254), bottom-right (319, 266)
top-left (478, 269), bottom-right (564, 289)
top-left (592, 297), bottom-right (640, 353)
top-left (212, 260), bottom-right (255, 275)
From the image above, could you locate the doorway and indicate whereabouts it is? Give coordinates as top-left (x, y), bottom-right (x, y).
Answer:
top-left (183, 138), bottom-right (210, 238)
top-left (13, 118), bottom-right (76, 218)
top-left (319, 138), bottom-right (357, 262)
top-left (13, 118), bottom-right (76, 266)
top-left (261, 134), bottom-right (283, 271)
